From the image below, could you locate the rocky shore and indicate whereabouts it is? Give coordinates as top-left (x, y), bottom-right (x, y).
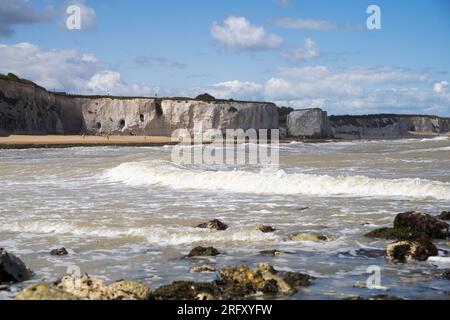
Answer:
top-left (2, 212), bottom-right (449, 300)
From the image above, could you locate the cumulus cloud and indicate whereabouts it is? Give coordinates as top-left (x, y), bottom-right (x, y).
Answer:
top-left (0, 0), bottom-right (52, 37)
top-left (271, 17), bottom-right (362, 31)
top-left (200, 80), bottom-right (263, 101)
top-left (281, 38), bottom-right (320, 62)
top-left (210, 16), bottom-right (282, 51)
top-left (434, 81), bottom-right (449, 93)
top-left (264, 66), bottom-right (449, 115)
top-left (0, 42), bottom-right (160, 96)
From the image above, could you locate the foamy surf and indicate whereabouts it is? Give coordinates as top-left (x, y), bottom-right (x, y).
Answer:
top-left (102, 160), bottom-right (450, 200)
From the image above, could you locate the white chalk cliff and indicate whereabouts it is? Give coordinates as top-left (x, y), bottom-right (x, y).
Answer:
top-left (0, 77), bottom-right (278, 136)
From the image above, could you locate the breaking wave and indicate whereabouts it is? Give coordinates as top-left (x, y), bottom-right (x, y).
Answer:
top-left (102, 160), bottom-right (450, 200)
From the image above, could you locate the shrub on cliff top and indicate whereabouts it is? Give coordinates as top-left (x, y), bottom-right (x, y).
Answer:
top-left (195, 93), bottom-right (216, 101)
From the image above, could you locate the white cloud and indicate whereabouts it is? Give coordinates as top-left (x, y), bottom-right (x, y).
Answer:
top-left (434, 81), bottom-right (449, 93)
top-left (0, 0), bottom-right (52, 37)
top-left (281, 38), bottom-right (320, 62)
top-left (271, 17), bottom-right (361, 31)
top-left (0, 42), bottom-right (160, 96)
top-left (201, 80), bottom-right (263, 100)
top-left (264, 66), bottom-right (450, 115)
top-left (210, 16), bottom-right (282, 51)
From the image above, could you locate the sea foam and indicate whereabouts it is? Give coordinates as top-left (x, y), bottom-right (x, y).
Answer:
top-left (102, 160), bottom-right (450, 200)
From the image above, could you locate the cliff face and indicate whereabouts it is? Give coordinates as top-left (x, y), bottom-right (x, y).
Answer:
top-left (329, 114), bottom-right (450, 138)
top-left (287, 108), bottom-right (333, 138)
top-left (0, 78), bottom-right (279, 136)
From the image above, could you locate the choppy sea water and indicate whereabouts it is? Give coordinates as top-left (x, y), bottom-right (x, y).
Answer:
top-left (1, 137), bottom-right (450, 300)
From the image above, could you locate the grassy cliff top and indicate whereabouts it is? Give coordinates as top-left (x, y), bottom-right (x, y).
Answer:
top-left (0, 73), bottom-right (273, 105)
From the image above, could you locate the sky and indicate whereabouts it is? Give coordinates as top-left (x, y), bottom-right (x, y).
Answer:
top-left (0, 0), bottom-right (449, 116)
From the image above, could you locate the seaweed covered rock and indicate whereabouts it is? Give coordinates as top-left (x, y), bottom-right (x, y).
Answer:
top-left (0, 248), bottom-right (34, 284)
top-left (393, 211), bottom-right (449, 239)
top-left (365, 211), bottom-right (449, 240)
top-left (152, 281), bottom-right (220, 300)
top-left (386, 238), bottom-right (438, 263)
top-left (196, 219), bottom-right (228, 231)
top-left (218, 263), bottom-right (312, 296)
top-left (365, 227), bottom-right (422, 240)
top-left (50, 247), bottom-right (68, 256)
top-left (255, 225), bottom-right (276, 233)
top-left (187, 246), bottom-right (220, 257)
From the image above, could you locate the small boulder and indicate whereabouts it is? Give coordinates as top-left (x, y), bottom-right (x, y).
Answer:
top-left (365, 227), bottom-right (421, 240)
top-left (255, 224), bottom-right (276, 233)
top-left (56, 275), bottom-right (150, 300)
top-left (196, 219), bottom-right (228, 231)
top-left (394, 211), bottom-right (449, 239)
top-left (187, 246), bottom-right (220, 257)
top-left (152, 281), bottom-right (219, 300)
top-left (386, 238), bottom-right (438, 263)
top-left (0, 248), bottom-right (34, 284)
top-left (438, 211), bottom-right (450, 221)
top-left (190, 265), bottom-right (216, 273)
top-left (441, 270), bottom-right (450, 280)
top-left (16, 284), bottom-right (80, 300)
top-left (289, 233), bottom-right (328, 242)
top-left (50, 247), bottom-right (68, 256)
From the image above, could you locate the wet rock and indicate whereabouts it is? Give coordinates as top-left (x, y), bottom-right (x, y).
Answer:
top-left (152, 281), bottom-right (220, 300)
top-left (259, 250), bottom-right (292, 256)
top-left (16, 284), bottom-right (80, 300)
top-left (0, 285), bottom-right (10, 292)
top-left (365, 227), bottom-right (421, 240)
top-left (219, 263), bottom-right (311, 296)
top-left (190, 265), bottom-right (216, 273)
top-left (440, 270), bottom-right (450, 280)
top-left (289, 233), bottom-right (329, 242)
top-left (438, 211), bottom-right (450, 221)
top-left (56, 275), bottom-right (150, 300)
top-left (187, 246), bottom-right (220, 257)
top-left (108, 280), bottom-right (151, 300)
top-left (394, 211), bottom-right (449, 239)
top-left (50, 247), bottom-right (68, 256)
top-left (386, 238), bottom-right (438, 263)
top-left (0, 248), bottom-right (34, 284)
top-left (255, 224), bottom-right (276, 233)
top-left (196, 219), bottom-right (228, 231)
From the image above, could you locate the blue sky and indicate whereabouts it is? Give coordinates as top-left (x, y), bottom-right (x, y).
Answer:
top-left (0, 0), bottom-right (449, 115)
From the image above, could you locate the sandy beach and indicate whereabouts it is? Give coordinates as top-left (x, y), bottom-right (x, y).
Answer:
top-left (0, 135), bottom-right (175, 148)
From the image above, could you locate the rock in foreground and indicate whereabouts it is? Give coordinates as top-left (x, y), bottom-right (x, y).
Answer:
top-left (0, 248), bottom-right (34, 284)
top-left (196, 219), bottom-right (228, 231)
top-left (17, 275), bottom-right (151, 300)
top-left (438, 211), bottom-right (450, 221)
top-left (50, 247), bottom-right (68, 256)
top-left (365, 211), bottom-right (449, 240)
top-left (386, 238), bottom-right (438, 263)
top-left (394, 211), bottom-right (449, 239)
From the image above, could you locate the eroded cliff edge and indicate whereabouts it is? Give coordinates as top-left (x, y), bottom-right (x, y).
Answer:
top-left (0, 77), bottom-right (278, 136)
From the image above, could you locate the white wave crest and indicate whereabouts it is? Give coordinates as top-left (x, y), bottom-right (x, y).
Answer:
top-left (101, 161), bottom-right (450, 200)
